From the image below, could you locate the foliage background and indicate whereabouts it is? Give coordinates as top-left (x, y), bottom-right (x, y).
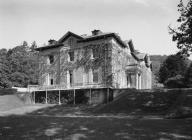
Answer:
top-left (0, 41), bottom-right (38, 88)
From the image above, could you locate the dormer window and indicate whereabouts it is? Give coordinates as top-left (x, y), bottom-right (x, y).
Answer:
top-left (68, 51), bottom-right (74, 61)
top-left (48, 55), bottom-right (54, 64)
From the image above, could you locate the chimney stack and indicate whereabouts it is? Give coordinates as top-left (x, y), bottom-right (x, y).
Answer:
top-left (48, 39), bottom-right (57, 45)
top-left (91, 30), bottom-right (102, 36)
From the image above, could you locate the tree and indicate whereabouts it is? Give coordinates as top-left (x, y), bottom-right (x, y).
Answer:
top-left (0, 49), bottom-right (11, 88)
top-left (158, 54), bottom-right (189, 85)
top-left (30, 41), bottom-right (37, 51)
top-left (0, 41), bottom-right (39, 88)
top-left (7, 41), bottom-right (39, 87)
top-left (169, 0), bottom-right (192, 56)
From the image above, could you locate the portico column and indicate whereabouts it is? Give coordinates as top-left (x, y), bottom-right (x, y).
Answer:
top-left (107, 88), bottom-right (110, 103)
top-left (139, 74), bottom-right (141, 89)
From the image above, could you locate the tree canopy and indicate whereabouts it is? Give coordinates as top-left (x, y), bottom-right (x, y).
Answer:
top-left (0, 49), bottom-right (11, 88)
top-left (0, 41), bottom-right (39, 88)
top-left (158, 54), bottom-right (189, 85)
top-left (169, 0), bottom-right (192, 56)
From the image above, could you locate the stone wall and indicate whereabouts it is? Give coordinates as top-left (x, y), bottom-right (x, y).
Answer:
top-left (111, 38), bottom-right (137, 88)
top-left (38, 37), bottom-right (113, 88)
top-left (38, 47), bottom-right (61, 86)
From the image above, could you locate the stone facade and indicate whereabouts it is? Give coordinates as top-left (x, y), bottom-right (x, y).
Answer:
top-left (36, 30), bottom-right (152, 90)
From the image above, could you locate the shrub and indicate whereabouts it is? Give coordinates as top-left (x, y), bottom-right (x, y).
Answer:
top-left (0, 88), bottom-right (17, 95)
top-left (184, 63), bottom-right (192, 87)
top-left (164, 75), bottom-right (185, 88)
top-left (158, 54), bottom-right (189, 84)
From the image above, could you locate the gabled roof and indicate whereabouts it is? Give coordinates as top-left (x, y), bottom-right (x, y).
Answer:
top-left (35, 31), bottom-right (83, 51)
top-left (58, 31), bottom-right (83, 43)
top-left (127, 40), bottom-right (135, 52)
top-left (77, 32), bottom-right (128, 48)
top-left (127, 40), bottom-right (149, 62)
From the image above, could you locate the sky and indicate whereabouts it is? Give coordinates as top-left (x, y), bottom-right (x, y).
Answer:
top-left (0, 0), bottom-right (187, 55)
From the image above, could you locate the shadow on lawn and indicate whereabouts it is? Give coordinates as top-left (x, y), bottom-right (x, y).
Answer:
top-left (0, 115), bottom-right (90, 140)
top-left (0, 115), bottom-right (192, 140)
top-left (27, 104), bottom-right (95, 116)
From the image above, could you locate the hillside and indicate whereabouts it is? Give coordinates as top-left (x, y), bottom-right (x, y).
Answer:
top-left (150, 55), bottom-right (167, 87)
top-left (91, 88), bottom-right (192, 118)
top-left (150, 55), bottom-right (167, 76)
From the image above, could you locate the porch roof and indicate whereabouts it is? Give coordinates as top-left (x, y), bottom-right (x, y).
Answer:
top-left (125, 64), bottom-right (142, 73)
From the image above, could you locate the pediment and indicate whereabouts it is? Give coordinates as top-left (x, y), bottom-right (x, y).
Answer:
top-left (58, 31), bottom-right (83, 43)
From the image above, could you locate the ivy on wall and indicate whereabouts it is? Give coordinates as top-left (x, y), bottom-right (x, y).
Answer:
top-left (60, 43), bottom-right (110, 72)
top-left (38, 43), bottom-right (112, 86)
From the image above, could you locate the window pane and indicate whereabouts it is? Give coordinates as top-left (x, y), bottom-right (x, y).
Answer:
top-left (93, 70), bottom-right (98, 83)
top-left (69, 52), bottom-right (74, 61)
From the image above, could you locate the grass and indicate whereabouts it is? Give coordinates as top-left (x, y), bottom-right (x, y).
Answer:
top-left (0, 115), bottom-right (192, 140)
top-left (0, 95), bottom-right (24, 112)
top-left (1, 89), bottom-right (192, 139)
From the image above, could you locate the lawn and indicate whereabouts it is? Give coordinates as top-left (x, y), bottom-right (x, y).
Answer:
top-left (0, 115), bottom-right (192, 140)
top-left (0, 90), bottom-right (192, 140)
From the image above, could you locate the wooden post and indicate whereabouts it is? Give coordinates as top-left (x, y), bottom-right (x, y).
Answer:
top-left (45, 89), bottom-right (48, 104)
top-left (107, 88), bottom-right (109, 103)
top-left (34, 91), bottom-right (36, 104)
top-left (58, 90), bottom-right (61, 105)
top-left (73, 89), bottom-right (75, 105)
top-left (89, 88), bottom-right (92, 104)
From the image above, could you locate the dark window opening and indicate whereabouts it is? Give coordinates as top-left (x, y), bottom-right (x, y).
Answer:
top-left (69, 70), bottom-right (73, 86)
top-left (50, 79), bottom-right (54, 85)
top-left (69, 51), bottom-right (74, 61)
top-left (48, 55), bottom-right (54, 64)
